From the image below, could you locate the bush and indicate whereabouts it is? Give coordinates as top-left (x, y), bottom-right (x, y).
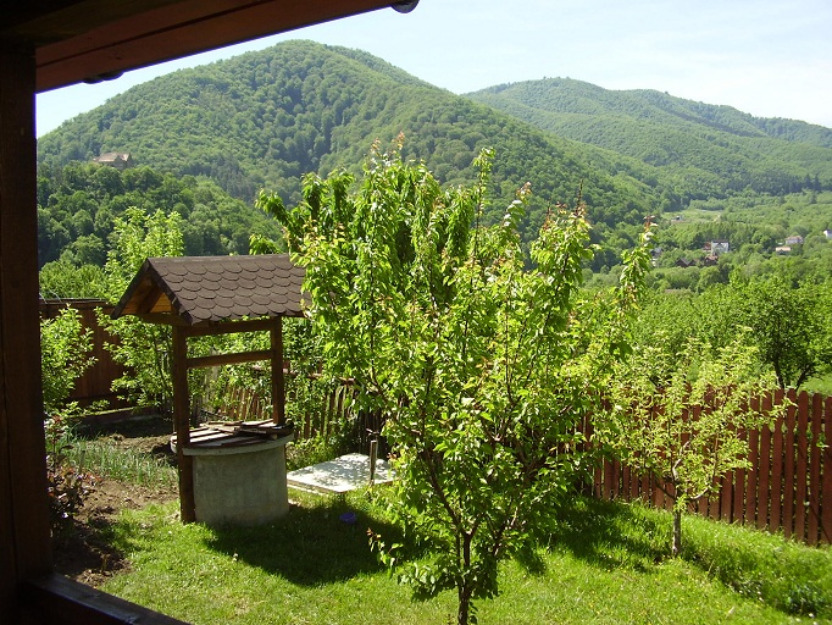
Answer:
top-left (44, 415), bottom-right (97, 535)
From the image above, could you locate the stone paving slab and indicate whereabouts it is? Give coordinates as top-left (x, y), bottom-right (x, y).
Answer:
top-left (287, 453), bottom-right (393, 494)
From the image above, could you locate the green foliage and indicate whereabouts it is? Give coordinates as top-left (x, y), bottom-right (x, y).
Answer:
top-left (44, 415), bottom-right (97, 535)
top-left (635, 275), bottom-right (832, 392)
top-left (39, 260), bottom-right (107, 299)
top-left (600, 334), bottom-right (779, 555)
top-left (36, 161), bottom-right (282, 268)
top-left (98, 208), bottom-right (184, 411)
top-left (37, 41), bottom-right (657, 264)
top-left (40, 306), bottom-right (95, 415)
top-left (35, 42), bottom-right (832, 284)
top-left (735, 276), bottom-right (832, 389)
top-left (276, 141), bottom-right (651, 624)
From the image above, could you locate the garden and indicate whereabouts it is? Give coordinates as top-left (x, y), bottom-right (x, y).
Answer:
top-left (42, 142), bottom-right (832, 624)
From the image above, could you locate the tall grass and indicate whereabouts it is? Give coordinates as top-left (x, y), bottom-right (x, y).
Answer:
top-left (63, 435), bottom-right (177, 489)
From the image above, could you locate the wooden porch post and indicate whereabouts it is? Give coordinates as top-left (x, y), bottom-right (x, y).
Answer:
top-left (270, 317), bottom-right (285, 425)
top-left (171, 326), bottom-right (195, 522)
top-left (0, 41), bottom-right (53, 616)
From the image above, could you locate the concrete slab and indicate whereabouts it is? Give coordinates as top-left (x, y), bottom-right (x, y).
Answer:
top-left (287, 453), bottom-right (393, 494)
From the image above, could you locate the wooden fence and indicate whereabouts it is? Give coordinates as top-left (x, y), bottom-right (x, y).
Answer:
top-left (39, 302), bottom-right (831, 545)
top-left (594, 388), bottom-right (832, 545)
top-left (217, 383), bottom-right (830, 545)
top-left (204, 379), bottom-right (384, 455)
top-left (39, 299), bottom-right (129, 409)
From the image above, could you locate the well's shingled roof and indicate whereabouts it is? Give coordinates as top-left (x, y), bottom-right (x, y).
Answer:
top-left (111, 254), bottom-right (306, 325)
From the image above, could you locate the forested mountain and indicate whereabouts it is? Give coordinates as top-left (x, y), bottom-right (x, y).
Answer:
top-left (37, 41), bottom-right (661, 253)
top-left (466, 78), bottom-right (832, 201)
top-left (36, 41), bottom-right (832, 277)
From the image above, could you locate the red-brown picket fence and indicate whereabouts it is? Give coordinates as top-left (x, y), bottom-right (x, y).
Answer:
top-left (593, 388), bottom-right (832, 545)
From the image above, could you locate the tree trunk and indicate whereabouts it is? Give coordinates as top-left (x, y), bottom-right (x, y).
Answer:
top-left (672, 509), bottom-right (682, 557)
top-left (458, 585), bottom-right (472, 625)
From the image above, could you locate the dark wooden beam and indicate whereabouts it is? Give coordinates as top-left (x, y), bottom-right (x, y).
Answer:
top-left (0, 41), bottom-right (53, 619)
top-left (271, 317), bottom-right (285, 425)
top-left (183, 317), bottom-right (277, 338)
top-left (22, 573), bottom-right (189, 624)
top-left (34, 0), bottom-right (396, 92)
top-left (187, 349), bottom-right (272, 370)
top-left (171, 326), bottom-right (195, 523)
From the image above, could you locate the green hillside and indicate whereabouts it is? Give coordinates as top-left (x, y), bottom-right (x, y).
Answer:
top-left (466, 78), bottom-right (832, 201)
top-left (37, 41), bottom-right (660, 247)
top-left (36, 41), bottom-right (832, 279)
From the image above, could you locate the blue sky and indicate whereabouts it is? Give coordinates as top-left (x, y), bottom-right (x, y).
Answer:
top-left (36, 0), bottom-right (832, 136)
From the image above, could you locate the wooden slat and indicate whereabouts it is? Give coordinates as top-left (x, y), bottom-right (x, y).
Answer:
top-left (720, 471), bottom-right (733, 522)
top-left (783, 394), bottom-right (797, 539)
top-left (187, 349), bottom-right (272, 369)
top-left (795, 391), bottom-right (810, 541)
top-left (769, 389), bottom-right (785, 534)
top-left (603, 458), bottom-right (614, 500)
top-left (733, 464), bottom-right (746, 525)
top-left (808, 393), bottom-right (823, 545)
top-left (745, 426), bottom-right (759, 527)
top-left (621, 465), bottom-right (631, 501)
top-left (757, 393), bottom-right (772, 530)
top-left (640, 470), bottom-right (650, 504)
top-left (822, 396), bottom-right (832, 543)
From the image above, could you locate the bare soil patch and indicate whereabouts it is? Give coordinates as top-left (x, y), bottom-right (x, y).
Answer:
top-left (51, 415), bottom-right (178, 587)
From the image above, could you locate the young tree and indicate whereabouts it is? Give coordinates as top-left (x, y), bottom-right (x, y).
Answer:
top-left (41, 306), bottom-right (95, 416)
top-left (261, 140), bottom-right (651, 624)
top-left (99, 208), bottom-right (185, 411)
top-left (600, 334), bottom-right (778, 556)
top-left (737, 276), bottom-right (832, 390)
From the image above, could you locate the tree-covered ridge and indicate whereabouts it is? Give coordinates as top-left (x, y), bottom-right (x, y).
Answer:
top-left (37, 161), bottom-right (281, 269)
top-left (36, 41), bottom-right (660, 240)
top-left (36, 40), bottom-right (832, 277)
top-left (466, 78), bottom-right (832, 200)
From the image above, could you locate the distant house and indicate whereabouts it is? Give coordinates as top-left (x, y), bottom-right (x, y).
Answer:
top-left (702, 254), bottom-right (719, 266)
top-left (775, 246), bottom-right (792, 255)
top-left (785, 235), bottom-right (804, 246)
top-left (823, 229), bottom-right (832, 240)
top-left (93, 152), bottom-right (134, 170)
top-left (676, 258), bottom-right (695, 268)
top-left (709, 240), bottom-right (730, 255)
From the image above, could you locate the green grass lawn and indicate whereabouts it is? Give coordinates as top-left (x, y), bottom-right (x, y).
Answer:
top-left (98, 490), bottom-right (832, 625)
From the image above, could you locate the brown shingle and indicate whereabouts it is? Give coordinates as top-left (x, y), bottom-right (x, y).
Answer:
top-left (111, 254), bottom-right (306, 325)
